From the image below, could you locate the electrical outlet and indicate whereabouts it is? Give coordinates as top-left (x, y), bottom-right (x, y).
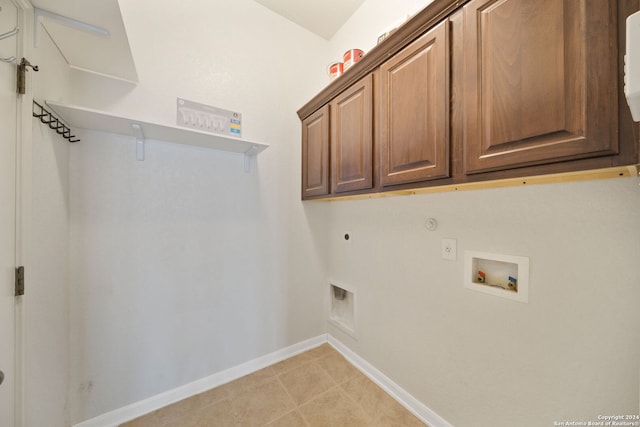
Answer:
top-left (442, 238), bottom-right (457, 261)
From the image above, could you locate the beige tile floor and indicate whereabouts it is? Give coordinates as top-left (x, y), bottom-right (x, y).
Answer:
top-left (121, 344), bottom-right (426, 426)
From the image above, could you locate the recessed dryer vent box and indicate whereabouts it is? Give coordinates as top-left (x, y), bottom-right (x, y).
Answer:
top-left (464, 251), bottom-right (529, 303)
top-left (329, 283), bottom-right (356, 338)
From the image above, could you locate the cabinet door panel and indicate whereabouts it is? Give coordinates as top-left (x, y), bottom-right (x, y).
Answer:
top-left (301, 105), bottom-right (330, 198)
top-left (464, 0), bottom-right (618, 174)
top-left (380, 20), bottom-right (450, 187)
top-left (331, 74), bottom-right (373, 193)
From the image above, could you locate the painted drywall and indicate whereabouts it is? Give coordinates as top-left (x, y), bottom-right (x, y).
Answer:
top-left (325, 178), bottom-right (640, 427)
top-left (64, 0), bottom-right (330, 423)
top-left (26, 0), bottom-right (640, 425)
top-left (26, 8), bottom-right (74, 427)
top-left (324, 1), bottom-right (640, 426)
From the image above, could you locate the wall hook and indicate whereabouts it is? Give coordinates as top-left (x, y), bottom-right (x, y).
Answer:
top-left (32, 100), bottom-right (80, 143)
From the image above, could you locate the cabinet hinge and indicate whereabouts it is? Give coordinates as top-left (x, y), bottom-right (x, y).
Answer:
top-left (15, 266), bottom-right (24, 296)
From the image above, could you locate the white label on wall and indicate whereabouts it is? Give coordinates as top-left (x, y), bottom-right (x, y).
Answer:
top-left (177, 98), bottom-right (241, 137)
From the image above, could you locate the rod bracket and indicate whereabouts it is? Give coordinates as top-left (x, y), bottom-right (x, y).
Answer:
top-left (132, 123), bottom-right (145, 161)
top-left (243, 145), bottom-right (260, 173)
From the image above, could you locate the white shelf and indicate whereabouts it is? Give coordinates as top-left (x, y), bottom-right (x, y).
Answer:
top-left (45, 101), bottom-right (269, 166)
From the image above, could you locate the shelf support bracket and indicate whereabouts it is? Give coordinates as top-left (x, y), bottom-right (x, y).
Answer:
top-left (34, 8), bottom-right (110, 48)
top-left (132, 123), bottom-right (145, 161)
top-left (244, 145), bottom-right (260, 173)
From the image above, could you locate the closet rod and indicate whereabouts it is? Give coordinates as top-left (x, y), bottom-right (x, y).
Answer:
top-left (33, 101), bottom-right (80, 143)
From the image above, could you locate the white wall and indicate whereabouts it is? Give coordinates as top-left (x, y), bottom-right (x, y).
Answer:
top-left (64, 0), bottom-right (330, 423)
top-left (26, 8), bottom-right (74, 426)
top-left (26, 0), bottom-right (640, 425)
top-left (325, 1), bottom-right (640, 426)
top-left (326, 178), bottom-right (640, 427)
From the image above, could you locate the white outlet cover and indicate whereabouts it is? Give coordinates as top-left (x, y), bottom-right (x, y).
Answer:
top-left (442, 238), bottom-right (457, 261)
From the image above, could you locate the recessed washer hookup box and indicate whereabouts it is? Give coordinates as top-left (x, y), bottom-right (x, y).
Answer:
top-left (177, 98), bottom-right (242, 137)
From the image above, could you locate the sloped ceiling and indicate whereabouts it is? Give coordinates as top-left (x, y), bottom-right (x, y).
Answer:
top-left (252, 0), bottom-right (366, 40)
top-left (26, 0), bottom-right (367, 82)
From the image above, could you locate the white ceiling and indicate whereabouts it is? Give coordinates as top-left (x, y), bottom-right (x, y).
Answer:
top-left (252, 0), bottom-right (366, 40)
top-left (25, 0), bottom-right (365, 82)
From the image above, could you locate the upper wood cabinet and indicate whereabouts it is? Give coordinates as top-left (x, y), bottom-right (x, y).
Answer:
top-left (301, 105), bottom-right (330, 198)
top-left (331, 74), bottom-right (374, 193)
top-left (379, 20), bottom-right (450, 187)
top-left (462, 0), bottom-right (619, 174)
top-left (297, 0), bottom-right (637, 200)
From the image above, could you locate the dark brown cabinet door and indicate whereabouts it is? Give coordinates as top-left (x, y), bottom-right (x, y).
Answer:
top-left (331, 74), bottom-right (374, 193)
top-left (463, 0), bottom-right (618, 174)
top-left (380, 20), bottom-right (450, 187)
top-left (301, 104), bottom-right (330, 198)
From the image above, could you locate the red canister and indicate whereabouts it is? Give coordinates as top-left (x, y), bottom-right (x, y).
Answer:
top-left (328, 62), bottom-right (344, 80)
top-left (343, 49), bottom-right (364, 70)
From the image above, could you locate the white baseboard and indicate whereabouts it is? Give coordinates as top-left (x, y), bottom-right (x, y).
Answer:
top-left (328, 335), bottom-right (454, 427)
top-left (73, 334), bottom-right (327, 427)
top-left (74, 333), bottom-right (452, 427)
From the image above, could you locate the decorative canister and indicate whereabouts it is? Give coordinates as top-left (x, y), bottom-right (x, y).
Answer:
top-left (343, 49), bottom-right (364, 69)
top-left (328, 62), bottom-right (344, 80)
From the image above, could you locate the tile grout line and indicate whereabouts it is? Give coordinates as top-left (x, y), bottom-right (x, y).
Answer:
top-left (272, 374), bottom-right (311, 427)
top-left (121, 343), bottom-right (426, 427)
top-left (337, 378), bottom-right (378, 423)
top-left (296, 384), bottom-right (344, 423)
top-left (273, 348), bottom-right (348, 427)
top-left (290, 348), bottom-right (376, 426)
top-left (315, 353), bottom-right (377, 422)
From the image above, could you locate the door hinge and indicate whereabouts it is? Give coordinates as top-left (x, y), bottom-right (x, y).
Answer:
top-left (17, 58), bottom-right (38, 95)
top-left (15, 266), bottom-right (24, 296)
